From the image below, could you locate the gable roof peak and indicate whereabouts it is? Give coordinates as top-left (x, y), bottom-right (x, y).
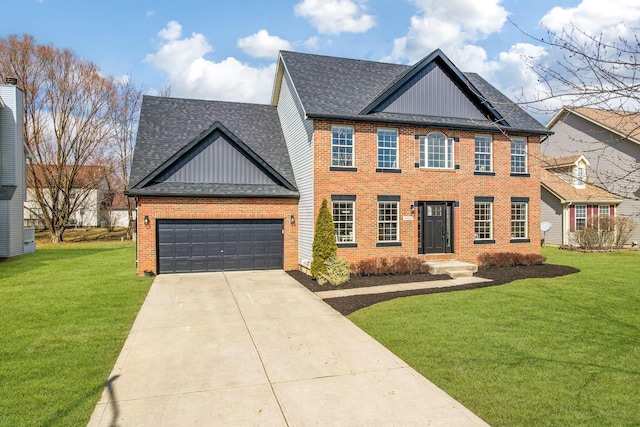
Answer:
top-left (359, 49), bottom-right (508, 125)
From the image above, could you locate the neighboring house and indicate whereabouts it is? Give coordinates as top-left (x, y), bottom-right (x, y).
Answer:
top-left (0, 78), bottom-right (35, 257)
top-left (543, 107), bottom-right (640, 242)
top-left (128, 49), bottom-right (550, 275)
top-left (541, 155), bottom-right (621, 246)
top-left (25, 165), bottom-right (109, 228)
top-left (101, 192), bottom-right (134, 228)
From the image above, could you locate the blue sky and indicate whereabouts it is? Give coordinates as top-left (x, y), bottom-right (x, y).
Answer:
top-left (4, 0), bottom-right (640, 119)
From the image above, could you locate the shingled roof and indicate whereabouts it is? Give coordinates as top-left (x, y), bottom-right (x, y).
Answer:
top-left (547, 107), bottom-right (640, 144)
top-left (274, 50), bottom-right (550, 135)
top-left (128, 96), bottom-right (297, 198)
top-left (541, 169), bottom-right (620, 203)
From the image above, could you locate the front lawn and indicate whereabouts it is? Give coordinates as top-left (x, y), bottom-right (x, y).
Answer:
top-left (0, 242), bottom-right (153, 426)
top-left (349, 248), bottom-right (640, 426)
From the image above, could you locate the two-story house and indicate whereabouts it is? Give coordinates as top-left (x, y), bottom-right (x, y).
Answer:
top-left (25, 164), bottom-right (109, 228)
top-left (543, 107), bottom-right (640, 242)
top-left (128, 50), bottom-right (550, 275)
top-left (541, 154), bottom-right (621, 245)
top-left (1, 78), bottom-right (34, 257)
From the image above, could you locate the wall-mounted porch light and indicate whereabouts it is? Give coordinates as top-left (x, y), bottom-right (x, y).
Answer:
top-left (290, 214), bottom-right (295, 225)
top-left (143, 215), bottom-right (150, 226)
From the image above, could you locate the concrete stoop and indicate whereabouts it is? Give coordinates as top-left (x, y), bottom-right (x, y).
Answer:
top-left (426, 260), bottom-right (478, 279)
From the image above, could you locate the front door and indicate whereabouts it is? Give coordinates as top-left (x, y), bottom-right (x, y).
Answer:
top-left (419, 202), bottom-right (453, 254)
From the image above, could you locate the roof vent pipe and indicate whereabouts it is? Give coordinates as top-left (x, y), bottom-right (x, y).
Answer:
top-left (5, 77), bottom-right (18, 85)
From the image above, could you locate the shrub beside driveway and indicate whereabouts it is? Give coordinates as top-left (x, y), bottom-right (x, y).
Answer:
top-left (0, 241), bottom-right (152, 426)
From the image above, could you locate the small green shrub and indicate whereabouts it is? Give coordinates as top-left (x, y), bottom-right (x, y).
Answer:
top-left (317, 256), bottom-right (350, 285)
top-left (478, 252), bottom-right (546, 267)
top-left (310, 198), bottom-right (338, 278)
top-left (352, 256), bottom-right (430, 276)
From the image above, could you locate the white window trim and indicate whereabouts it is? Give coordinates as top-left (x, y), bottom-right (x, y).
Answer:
top-left (331, 125), bottom-right (355, 167)
top-left (510, 137), bottom-right (528, 174)
top-left (377, 128), bottom-right (399, 169)
top-left (332, 200), bottom-right (356, 243)
top-left (474, 134), bottom-right (492, 172)
top-left (575, 204), bottom-right (586, 230)
top-left (420, 132), bottom-right (455, 169)
top-left (474, 201), bottom-right (493, 240)
top-left (574, 164), bottom-right (586, 188)
top-left (511, 201), bottom-right (528, 239)
top-left (377, 201), bottom-right (400, 242)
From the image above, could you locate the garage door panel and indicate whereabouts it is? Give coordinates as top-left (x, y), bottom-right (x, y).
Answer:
top-left (157, 219), bottom-right (283, 274)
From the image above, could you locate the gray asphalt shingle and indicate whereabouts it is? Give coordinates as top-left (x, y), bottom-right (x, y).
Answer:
top-left (280, 50), bottom-right (550, 135)
top-left (128, 97), bottom-right (297, 198)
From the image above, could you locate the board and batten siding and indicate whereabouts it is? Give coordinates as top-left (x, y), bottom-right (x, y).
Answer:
top-left (375, 62), bottom-right (486, 120)
top-left (544, 112), bottom-right (640, 242)
top-left (277, 70), bottom-right (315, 267)
top-left (0, 84), bottom-right (26, 257)
top-left (541, 187), bottom-right (565, 245)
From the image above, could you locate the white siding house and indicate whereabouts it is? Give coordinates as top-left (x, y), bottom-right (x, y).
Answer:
top-left (1, 79), bottom-right (35, 257)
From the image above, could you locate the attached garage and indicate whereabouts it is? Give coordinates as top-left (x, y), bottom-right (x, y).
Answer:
top-left (157, 219), bottom-right (284, 274)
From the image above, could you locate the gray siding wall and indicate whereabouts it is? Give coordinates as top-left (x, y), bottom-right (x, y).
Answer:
top-left (377, 62), bottom-right (486, 120)
top-left (541, 187), bottom-right (564, 245)
top-left (277, 70), bottom-right (314, 267)
top-left (544, 112), bottom-right (640, 241)
top-left (160, 132), bottom-right (273, 185)
top-left (0, 84), bottom-right (25, 257)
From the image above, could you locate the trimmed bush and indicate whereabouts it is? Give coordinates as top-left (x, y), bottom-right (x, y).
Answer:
top-left (478, 252), bottom-right (546, 267)
top-left (352, 256), bottom-right (431, 276)
top-left (317, 256), bottom-right (350, 286)
top-left (310, 198), bottom-right (337, 278)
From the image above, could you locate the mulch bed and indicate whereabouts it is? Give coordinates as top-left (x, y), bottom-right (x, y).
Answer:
top-left (287, 263), bottom-right (579, 315)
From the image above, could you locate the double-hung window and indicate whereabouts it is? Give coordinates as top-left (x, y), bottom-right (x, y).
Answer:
top-left (474, 197), bottom-right (493, 242)
top-left (420, 132), bottom-right (454, 169)
top-left (474, 135), bottom-right (492, 172)
top-left (575, 204), bottom-right (586, 230)
top-left (511, 198), bottom-right (528, 240)
top-left (377, 129), bottom-right (398, 169)
top-left (377, 197), bottom-right (399, 243)
top-left (598, 205), bottom-right (611, 231)
top-left (510, 137), bottom-right (527, 174)
top-left (331, 126), bottom-right (354, 167)
top-left (332, 199), bottom-right (355, 244)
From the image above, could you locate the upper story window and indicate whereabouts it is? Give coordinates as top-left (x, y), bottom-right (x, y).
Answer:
top-left (510, 137), bottom-right (527, 174)
top-left (331, 126), bottom-right (354, 167)
top-left (420, 132), bottom-right (454, 169)
top-left (474, 134), bottom-right (492, 172)
top-left (377, 128), bottom-right (398, 169)
top-left (575, 164), bottom-right (586, 188)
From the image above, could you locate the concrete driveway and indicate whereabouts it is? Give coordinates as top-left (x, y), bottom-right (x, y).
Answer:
top-left (88, 270), bottom-right (488, 426)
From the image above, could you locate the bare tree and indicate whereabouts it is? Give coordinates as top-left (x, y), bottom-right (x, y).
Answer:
top-left (0, 34), bottom-right (116, 242)
top-left (516, 24), bottom-right (640, 198)
top-left (110, 76), bottom-right (142, 238)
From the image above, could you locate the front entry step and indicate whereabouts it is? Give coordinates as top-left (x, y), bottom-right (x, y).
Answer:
top-left (426, 261), bottom-right (478, 278)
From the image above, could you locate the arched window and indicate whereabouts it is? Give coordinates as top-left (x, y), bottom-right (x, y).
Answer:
top-left (420, 132), bottom-right (454, 169)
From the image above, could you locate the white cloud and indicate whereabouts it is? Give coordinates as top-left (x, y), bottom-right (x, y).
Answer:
top-left (541, 0), bottom-right (640, 42)
top-left (145, 22), bottom-right (275, 103)
top-left (294, 0), bottom-right (376, 35)
top-left (237, 30), bottom-right (292, 59)
top-left (387, 0), bottom-right (508, 63)
top-left (157, 20), bottom-right (182, 41)
top-left (302, 36), bottom-right (320, 51)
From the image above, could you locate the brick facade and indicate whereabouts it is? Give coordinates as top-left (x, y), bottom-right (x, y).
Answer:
top-left (136, 197), bottom-right (298, 275)
top-left (312, 120), bottom-right (542, 265)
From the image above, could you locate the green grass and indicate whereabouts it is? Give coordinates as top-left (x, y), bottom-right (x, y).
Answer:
top-left (0, 242), bottom-right (153, 426)
top-left (349, 248), bottom-right (640, 426)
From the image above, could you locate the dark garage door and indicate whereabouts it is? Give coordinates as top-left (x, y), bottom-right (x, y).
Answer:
top-left (157, 219), bottom-right (284, 274)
